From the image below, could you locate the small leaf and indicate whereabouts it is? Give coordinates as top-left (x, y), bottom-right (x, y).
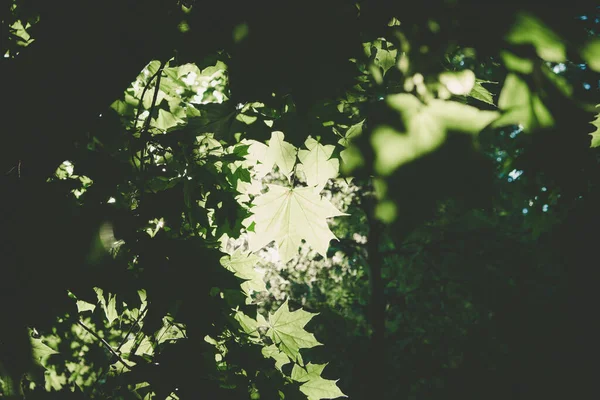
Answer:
top-left (494, 73), bottom-right (554, 131)
top-left (266, 300), bottom-right (322, 363)
top-left (76, 300), bottom-right (96, 313)
top-left (298, 137), bottom-right (339, 191)
top-left (268, 131), bottom-right (297, 178)
top-left (299, 376), bottom-right (347, 400)
top-left (261, 344), bottom-right (291, 371)
top-left (439, 70), bottom-right (475, 95)
top-left (506, 12), bottom-right (566, 62)
top-left (30, 337), bottom-right (58, 366)
top-left (581, 38), bottom-right (600, 72)
top-left (220, 250), bottom-right (267, 296)
top-left (291, 363), bottom-right (327, 382)
top-left (469, 79), bottom-right (496, 106)
top-left (94, 287), bottom-right (118, 325)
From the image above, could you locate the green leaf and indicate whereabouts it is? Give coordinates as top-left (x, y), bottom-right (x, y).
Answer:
top-left (581, 38), bottom-right (600, 72)
top-left (153, 109), bottom-right (183, 131)
top-left (291, 362), bottom-right (327, 382)
top-left (220, 250), bottom-right (267, 296)
top-left (261, 344), bottom-right (291, 371)
top-left (590, 107), bottom-right (600, 148)
top-left (500, 51), bottom-right (534, 74)
top-left (506, 12), bottom-right (566, 62)
top-left (249, 185), bottom-right (347, 263)
top-left (298, 137), bottom-right (339, 191)
top-left (374, 94), bottom-right (498, 175)
top-left (494, 73), bottom-right (554, 131)
top-left (299, 377), bottom-right (347, 400)
top-left (266, 300), bottom-right (322, 363)
top-left (469, 79), bottom-right (496, 106)
top-left (76, 300), bottom-right (96, 313)
top-left (439, 70), bottom-right (475, 95)
top-left (30, 337), bottom-right (58, 367)
top-left (94, 287), bottom-right (118, 325)
top-left (267, 131), bottom-right (297, 178)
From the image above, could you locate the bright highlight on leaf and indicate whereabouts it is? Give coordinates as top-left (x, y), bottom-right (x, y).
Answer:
top-left (266, 300), bottom-right (322, 363)
top-left (249, 185), bottom-right (346, 262)
top-left (506, 12), bottom-right (566, 62)
top-left (494, 73), bottom-right (554, 131)
top-left (298, 137), bottom-right (339, 191)
top-left (292, 363), bottom-right (347, 400)
top-left (581, 38), bottom-right (600, 72)
top-left (372, 94), bottom-right (498, 175)
top-left (439, 70), bottom-right (475, 95)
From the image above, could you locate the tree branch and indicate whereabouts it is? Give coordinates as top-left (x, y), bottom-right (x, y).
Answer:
top-left (76, 320), bottom-right (133, 370)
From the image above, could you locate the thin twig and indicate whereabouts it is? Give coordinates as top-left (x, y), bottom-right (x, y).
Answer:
top-left (77, 320), bottom-right (134, 370)
top-left (115, 305), bottom-right (148, 354)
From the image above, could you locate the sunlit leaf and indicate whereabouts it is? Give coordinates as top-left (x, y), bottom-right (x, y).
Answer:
top-left (506, 12), bottom-right (566, 62)
top-left (373, 94), bottom-right (498, 175)
top-left (469, 79), bottom-right (496, 106)
top-left (494, 73), bottom-right (554, 130)
top-left (439, 70), bottom-right (475, 95)
top-left (298, 137), bottom-right (339, 191)
top-left (266, 300), bottom-right (322, 363)
top-left (249, 185), bottom-right (347, 263)
top-left (581, 38), bottom-right (600, 72)
top-left (220, 250), bottom-right (267, 296)
top-left (261, 344), bottom-right (290, 371)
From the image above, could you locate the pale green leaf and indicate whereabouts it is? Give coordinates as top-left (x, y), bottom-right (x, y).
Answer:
top-left (500, 51), bottom-right (534, 74)
top-left (153, 109), bottom-right (183, 131)
top-left (76, 300), bottom-right (96, 313)
top-left (494, 73), bottom-right (554, 130)
top-left (31, 337), bottom-right (58, 366)
top-left (248, 185), bottom-right (347, 262)
top-left (261, 344), bottom-right (291, 371)
top-left (506, 12), bottom-right (566, 62)
top-left (234, 311), bottom-right (260, 338)
top-left (375, 94), bottom-right (498, 175)
top-left (220, 250), bottom-right (267, 296)
top-left (266, 300), bottom-right (322, 362)
top-left (298, 137), bottom-right (339, 191)
top-left (469, 79), bottom-right (496, 106)
top-left (291, 362), bottom-right (327, 382)
top-left (268, 131), bottom-right (297, 178)
top-left (439, 70), bottom-right (475, 95)
top-left (299, 376), bottom-right (347, 400)
top-left (581, 38), bottom-right (600, 72)
top-left (94, 287), bottom-right (118, 325)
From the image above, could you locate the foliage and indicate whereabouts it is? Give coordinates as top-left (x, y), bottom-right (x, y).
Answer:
top-left (1, 1), bottom-right (600, 400)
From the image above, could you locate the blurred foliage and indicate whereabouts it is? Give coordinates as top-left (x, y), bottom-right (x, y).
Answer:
top-left (2, 1), bottom-right (600, 400)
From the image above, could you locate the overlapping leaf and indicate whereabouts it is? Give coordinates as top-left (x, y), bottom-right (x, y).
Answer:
top-left (248, 185), bottom-right (346, 262)
top-left (298, 137), bottom-right (339, 191)
top-left (266, 300), bottom-right (322, 363)
top-left (291, 363), bottom-right (346, 400)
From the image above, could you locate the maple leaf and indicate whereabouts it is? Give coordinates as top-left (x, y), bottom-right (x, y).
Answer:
top-left (244, 132), bottom-right (297, 179)
top-left (261, 343), bottom-right (291, 371)
top-left (266, 300), bottom-right (322, 363)
top-left (298, 137), bottom-right (339, 191)
top-left (248, 184), bottom-right (347, 263)
top-left (220, 250), bottom-right (267, 297)
top-left (292, 363), bottom-right (347, 400)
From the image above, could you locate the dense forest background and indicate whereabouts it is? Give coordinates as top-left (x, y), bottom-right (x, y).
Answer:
top-left (1, 1), bottom-right (599, 399)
